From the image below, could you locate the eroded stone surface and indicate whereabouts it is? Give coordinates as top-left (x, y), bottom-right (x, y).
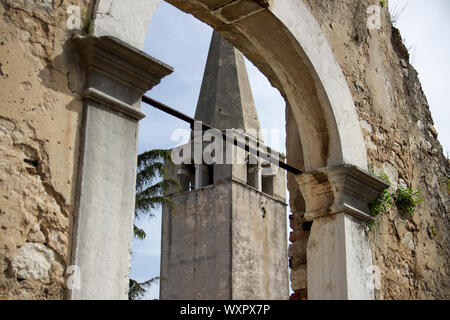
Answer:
top-left (0, 0), bottom-right (90, 300)
top-left (12, 243), bottom-right (56, 281)
top-left (0, 0), bottom-right (448, 300)
top-left (294, 0), bottom-right (449, 300)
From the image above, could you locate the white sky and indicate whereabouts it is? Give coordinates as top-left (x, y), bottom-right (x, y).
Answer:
top-left (130, 1), bottom-right (449, 299)
top-left (390, 0), bottom-right (450, 155)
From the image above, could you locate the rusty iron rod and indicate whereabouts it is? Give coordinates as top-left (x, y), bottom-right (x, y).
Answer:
top-left (141, 95), bottom-right (303, 175)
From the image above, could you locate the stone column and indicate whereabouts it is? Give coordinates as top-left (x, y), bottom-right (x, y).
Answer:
top-left (69, 36), bottom-right (173, 300)
top-left (194, 164), bottom-right (209, 189)
top-left (177, 167), bottom-right (194, 192)
top-left (247, 156), bottom-right (262, 192)
top-left (297, 165), bottom-right (388, 300)
top-left (257, 166), bottom-right (263, 192)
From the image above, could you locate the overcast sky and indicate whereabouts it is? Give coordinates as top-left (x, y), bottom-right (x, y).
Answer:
top-left (130, 1), bottom-right (449, 300)
top-left (390, 0), bottom-right (449, 154)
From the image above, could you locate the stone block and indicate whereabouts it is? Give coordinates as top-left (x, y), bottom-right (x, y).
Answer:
top-left (290, 264), bottom-right (307, 291)
top-left (289, 229), bottom-right (309, 243)
top-left (11, 243), bottom-right (55, 281)
top-left (288, 238), bottom-right (308, 259)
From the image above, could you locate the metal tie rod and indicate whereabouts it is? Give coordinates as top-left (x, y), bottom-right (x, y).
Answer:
top-left (141, 95), bottom-right (303, 175)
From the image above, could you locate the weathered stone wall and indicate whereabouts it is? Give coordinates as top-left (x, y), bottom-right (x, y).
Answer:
top-left (0, 0), bottom-right (90, 299)
top-left (1, 0), bottom-right (448, 300)
top-left (231, 181), bottom-right (289, 300)
top-left (160, 183), bottom-right (234, 300)
top-left (288, 0), bottom-right (449, 300)
top-left (161, 175), bottom-right (289, 300)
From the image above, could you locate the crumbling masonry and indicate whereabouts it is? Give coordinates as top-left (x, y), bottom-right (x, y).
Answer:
top-left (0, 0), bottom-right (448, 300)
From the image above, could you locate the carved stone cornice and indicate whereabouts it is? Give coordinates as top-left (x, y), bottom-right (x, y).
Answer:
top-left (75, 35), bottom-right (174, 95)
top-left (297, 165), bottom-right (389, 222)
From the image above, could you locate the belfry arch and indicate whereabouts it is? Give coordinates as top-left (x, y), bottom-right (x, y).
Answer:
top-left (70, 0), bottom-right (388, 299)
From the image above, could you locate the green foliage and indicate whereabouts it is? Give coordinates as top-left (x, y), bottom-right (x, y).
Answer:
top-left (368, 170), bottom-right (424, 228)
top-left (369, 169), bottom-right (390, 183)
top-left (393, 186), bottom-right (423, 216)
top-left (369, 189), bottom-right (393, 217)
top-left (133, 225), bottom-right (146, 241)
top-left (441, 176), bottom-right (450, 195)
top-left (136, 150), bottom-right (172, 187)
top-left (129, 149), bottom-right (180, 300)
top-left (380, 0), bottom-right (386, 8)
top-left (81, 11), bottom-right (93, 35)
top-left (368, 189), bottom-right (393, 230)
top-left (129, 277), bottom-right (159, 300)
top-left (431, 225), bottom-right (438, 238)
top-left (135, 149), bottom-right (180, 224)
top-left (368, 170), bottom-right (393, 227)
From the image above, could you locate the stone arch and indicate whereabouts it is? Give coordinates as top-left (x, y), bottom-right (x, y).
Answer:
top-left (71, 0), bottom-right (388, 300)
top-left (92, 0), bottom-right (368, 171)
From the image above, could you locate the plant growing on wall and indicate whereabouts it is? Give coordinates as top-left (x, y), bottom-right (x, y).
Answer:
top-left (430, 225), bottom-right (438, 238)
top-left (129, 149), bottom-right (180, 300)
top-left (441, 176), bottom-right (450, 195)
top-left (393, 186), bottom-right (423, 216)
top-left (369, 188), bottom-right (393, 217)
top-left (80, 10), bottom-right (93, 35)
top-left (368, 169), bottom-right (424, 230)
top-left (368, 170), bottom-right (393, 229)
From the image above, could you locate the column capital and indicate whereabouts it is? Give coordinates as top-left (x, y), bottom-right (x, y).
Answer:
top-left (74, 35), bottom-right (173, 120)
top-left (75, 35), bottom-right (173, 94)
top-left (297, 165), bottom-right (389, 223)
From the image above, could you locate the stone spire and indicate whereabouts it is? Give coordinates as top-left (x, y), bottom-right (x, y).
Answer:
top-left (195, 30), bottom-right (261, 137)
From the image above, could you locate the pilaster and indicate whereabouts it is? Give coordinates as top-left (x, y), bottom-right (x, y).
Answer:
top-left (69, 36), bottom-right (173, 300)
top-left (297, 165), bottom-right (389, 299)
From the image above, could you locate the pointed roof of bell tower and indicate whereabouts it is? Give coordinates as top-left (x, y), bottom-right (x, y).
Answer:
top-left (195, 30), bottom-right (261, 138)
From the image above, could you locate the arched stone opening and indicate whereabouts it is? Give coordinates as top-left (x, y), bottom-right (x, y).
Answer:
top-left (93, 0), bottom-right (368, 171)
top-left (70, 0), bottom-right (388, 300)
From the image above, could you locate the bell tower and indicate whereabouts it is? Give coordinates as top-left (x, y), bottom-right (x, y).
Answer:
top-left (160, 31), bottom-right (289, 300)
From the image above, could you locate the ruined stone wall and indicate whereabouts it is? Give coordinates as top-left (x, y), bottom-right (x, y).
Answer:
top-left (288, 0), bottom-right (449, 300)
top-left (1, 0), bottom-right (448, 301)
top-left (0, 0), bottom-right (90, 299)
